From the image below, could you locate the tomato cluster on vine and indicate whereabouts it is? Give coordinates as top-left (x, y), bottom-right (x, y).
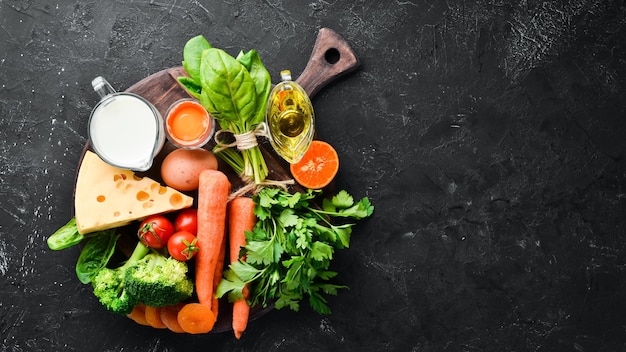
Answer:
top-left (137, 208), bottom-right (199, 261)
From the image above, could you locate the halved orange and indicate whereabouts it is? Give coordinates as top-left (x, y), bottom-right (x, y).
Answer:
top-left (289, 140), bottom-right (339, 189)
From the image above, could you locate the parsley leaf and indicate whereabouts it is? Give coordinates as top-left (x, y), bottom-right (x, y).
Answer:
top-left (216, 188), bottom-right (374, 315)
top-left (279, 209), bottom-right (299, 228)
top-left (215, 268), bottom-right (247, 302)
top-left (311, 241), bottom-right (334, 261)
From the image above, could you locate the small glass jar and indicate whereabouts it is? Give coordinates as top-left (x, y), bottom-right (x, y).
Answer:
top-left (164, 99), bottom-right (215, 149)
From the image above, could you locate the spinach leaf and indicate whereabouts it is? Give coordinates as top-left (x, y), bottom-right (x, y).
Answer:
top-left (47, 217), bottom-right (85, 250)
top-left (200, 86), bottom-right (220, 126)
top-left (177, 77), bottom-right (202, 99)
top-left (237, 50), bottom-right (272, 124)
top-left (182, 35), bottom-right (212, 83)
top-left (75, 230), bottom-right (119, 284)
top-left (235, 50), bottom-right (252, 71)
top-left (199, 48), bottom-right (257, 128)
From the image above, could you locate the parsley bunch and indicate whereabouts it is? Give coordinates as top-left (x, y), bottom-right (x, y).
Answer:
top-left (216, 188), bottom-right (374, 315)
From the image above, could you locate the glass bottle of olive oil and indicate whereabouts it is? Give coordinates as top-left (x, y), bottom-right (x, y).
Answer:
top-left (266, 70), bottom-right (315, 164)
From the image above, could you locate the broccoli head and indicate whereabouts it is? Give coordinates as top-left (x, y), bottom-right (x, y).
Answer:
top-left (91, 268), bottom-right (138, 315)
top-left (124, 253), bottom-right (193, 307)
top-left (90, 241), bottom-right (150, 315)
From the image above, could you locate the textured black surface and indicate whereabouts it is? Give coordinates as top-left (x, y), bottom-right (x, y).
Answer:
top-left (2, 1), bottom-right (626, 351)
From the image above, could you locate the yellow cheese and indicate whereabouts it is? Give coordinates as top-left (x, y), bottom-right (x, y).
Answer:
top-left (75, 150), bottom-right (193, 234)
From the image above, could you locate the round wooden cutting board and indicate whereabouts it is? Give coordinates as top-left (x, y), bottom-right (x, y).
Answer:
top-left (75, 28), bottom-right (359, 333)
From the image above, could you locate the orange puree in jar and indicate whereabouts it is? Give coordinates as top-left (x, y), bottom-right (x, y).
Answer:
top-left (165, 100), bottom-right (214, 148)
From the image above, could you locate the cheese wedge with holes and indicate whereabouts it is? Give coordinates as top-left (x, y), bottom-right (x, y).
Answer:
top-left (75, 150), bottom-right (193, 234)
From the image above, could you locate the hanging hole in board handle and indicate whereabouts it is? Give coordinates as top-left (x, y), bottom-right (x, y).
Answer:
top-left (324, 48), bottom-right (341, 65)
top-left (295, 28), bottom-right (360, 98)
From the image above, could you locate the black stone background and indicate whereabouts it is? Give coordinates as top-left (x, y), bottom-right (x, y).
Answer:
top-left (1, 1), bottom-right (626, 351)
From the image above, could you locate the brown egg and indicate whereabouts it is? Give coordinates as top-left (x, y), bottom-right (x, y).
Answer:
top-left (161, 148), bottom-right (218, 191)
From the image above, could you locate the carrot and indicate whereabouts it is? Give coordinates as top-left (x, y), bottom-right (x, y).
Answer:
top-left (195, 169), bottom-right (230, 311)
top-left (127, 303), bottom-right (149, 326)
top-left (160, 303), bottom-right (186, 333)
top-left (228, 196), bottom-right (256, 339)
top-left (179, 169), bottom-right (230, 334)
top-left (232, 287), bottom-right (250, 339)
top-left (228, 196), bottom-right (255, 265)
top-left (212, 235), bottom-right (227, 319)
top-left (144, 305), bottom-right (167, 329)
top-left (177, 303), bottom-right (216, 334)
top-left (196, 170), bottom-right (230, 308)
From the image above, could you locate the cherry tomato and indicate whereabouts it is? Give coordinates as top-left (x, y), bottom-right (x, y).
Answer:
top-left (137, 215), bottom-right (175, 249)
top-left (174, 208), bottom-right (198, 235)
top-left (168, 231), bottom-right (199, 261)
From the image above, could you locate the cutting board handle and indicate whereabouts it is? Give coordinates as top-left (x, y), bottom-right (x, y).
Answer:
top-left (295, 28), bottom-right (360, 98)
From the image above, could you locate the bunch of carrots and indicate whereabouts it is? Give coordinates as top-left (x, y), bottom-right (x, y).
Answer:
top-left (126, 169), bottom-right (254, 339)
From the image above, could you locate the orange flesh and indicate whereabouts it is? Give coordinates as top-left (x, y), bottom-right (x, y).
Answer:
top-left (167, 101), bottom-right (210, 143)
top-left (289, 140), bottom-right (339, 189)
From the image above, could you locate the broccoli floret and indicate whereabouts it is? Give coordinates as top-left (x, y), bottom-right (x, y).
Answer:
top-left (92, 268), bottom-right (138, 315)
top-left (91, 242), bottom-right (150, 315)
top-left (124, 253), bottom-right (193, 307)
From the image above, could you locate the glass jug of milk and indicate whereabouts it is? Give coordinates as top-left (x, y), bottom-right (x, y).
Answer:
top-left (88, 76), bottom-right (165, 171)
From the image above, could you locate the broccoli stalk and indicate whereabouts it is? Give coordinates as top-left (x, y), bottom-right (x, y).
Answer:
top-left (91, 242), bottom-right (150, 315)
top-left (124, 253), bottom-right (194, 307)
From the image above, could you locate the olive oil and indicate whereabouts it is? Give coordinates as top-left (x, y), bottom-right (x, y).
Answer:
top-left (266, 70), bottom-right (315, 164)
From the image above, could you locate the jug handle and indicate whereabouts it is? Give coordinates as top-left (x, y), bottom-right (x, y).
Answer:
top-left (92, 76), bottom-right (117, 100)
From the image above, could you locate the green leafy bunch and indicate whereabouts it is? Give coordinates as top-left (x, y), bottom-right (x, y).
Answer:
top-left (178, 35), bottom-right (272, 184)
top-left (217, 188), bottom-right (374, 315)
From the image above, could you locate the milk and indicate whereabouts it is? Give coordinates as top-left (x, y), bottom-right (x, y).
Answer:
top-left (88, 77), bottom-right (164, 171)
